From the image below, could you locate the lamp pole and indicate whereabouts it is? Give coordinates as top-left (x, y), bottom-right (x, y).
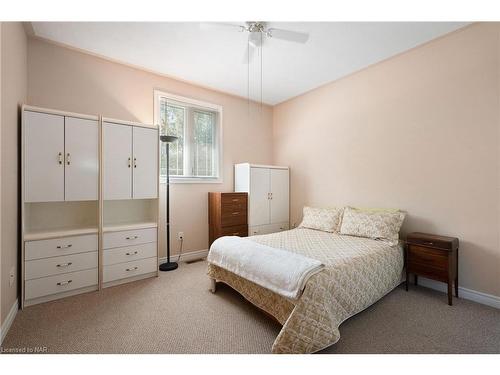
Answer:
top-left (159, 135), bottom-right (178, 271)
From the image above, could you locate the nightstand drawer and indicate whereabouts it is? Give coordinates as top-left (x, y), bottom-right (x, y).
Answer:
top-left (407, 245), bottom-right (448, 271)
top-left (407, 262), bottom-right (448, 282)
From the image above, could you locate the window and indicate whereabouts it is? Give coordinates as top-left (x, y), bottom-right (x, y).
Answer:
top-left (155, 91), bottom-right (222, 183)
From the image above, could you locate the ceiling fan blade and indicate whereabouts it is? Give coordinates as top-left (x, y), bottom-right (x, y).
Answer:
top-left (199, 22), bottom-right (245, 32)
top-left (267, 28), bottom-right (309, 43)
top-left (241, 44), bottom-right (256, 64)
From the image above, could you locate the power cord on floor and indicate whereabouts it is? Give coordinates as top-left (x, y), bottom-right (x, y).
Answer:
top-left (176, 237), bottom-right (184, 263)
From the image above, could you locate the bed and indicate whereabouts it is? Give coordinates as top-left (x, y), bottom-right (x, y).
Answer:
top-left (207, 227), bottom-right (404, 354)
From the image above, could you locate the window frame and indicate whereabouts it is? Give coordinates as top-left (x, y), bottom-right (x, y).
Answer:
top-left (154, 89), bottom-right (223, 184)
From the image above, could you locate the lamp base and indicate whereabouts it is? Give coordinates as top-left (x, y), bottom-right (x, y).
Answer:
top-left (159, 261), bottom-right (178, 272)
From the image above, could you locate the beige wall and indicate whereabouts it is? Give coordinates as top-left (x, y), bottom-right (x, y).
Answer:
top-left (273, 23), bottom-right (500, 297)
top-left (1, 22), bottom-right (27, 325)
top-left (27, 38), bottom-right (274, 258)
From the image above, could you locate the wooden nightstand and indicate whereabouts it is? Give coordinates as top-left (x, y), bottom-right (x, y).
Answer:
top-left (405, 232), bottom-right (459, 305)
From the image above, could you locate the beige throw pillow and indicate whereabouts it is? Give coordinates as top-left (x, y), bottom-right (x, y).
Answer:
top-left (339, 207), bottom-right (405, 244)
top-left (299, 206), bottom-right (344, 233)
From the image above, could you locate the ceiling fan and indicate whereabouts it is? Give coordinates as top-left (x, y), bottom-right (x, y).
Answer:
top-left (200, 22), bottom-right (309, 63)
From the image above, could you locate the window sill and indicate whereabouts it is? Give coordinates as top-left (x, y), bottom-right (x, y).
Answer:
top-left (160, 177), bottom-right (223, 184)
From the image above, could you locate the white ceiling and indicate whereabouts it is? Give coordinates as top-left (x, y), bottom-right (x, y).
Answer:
top-left (31, 22), bottom-right (468, 105)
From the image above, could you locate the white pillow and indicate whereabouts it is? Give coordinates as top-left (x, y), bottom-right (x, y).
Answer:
top-left (299, 206), bottom-right (344, 233)
top-left (339, 207), bottom-right (405, 244)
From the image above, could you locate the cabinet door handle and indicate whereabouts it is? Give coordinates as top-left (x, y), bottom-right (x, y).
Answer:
top-left (56, 244), bottom-right (73, 249)
top-left (126, 236), bottom-right (139, 240)
top-left (126, 266), bottom-right (138, 272)
top-left (128, 157), bottom-right (131, 168)
top-left (58, 152), bottom-right (63, 165)
top-left (125, 251), bottom-right (139, 256)
top-left (56, 262), bottom-right (73, 268)
top-left (134, 157), bottom-right (137, 168)
top-left (57, 280), bottom-right (73, 286)
top-left (66, 153), bottom-right (71, 165)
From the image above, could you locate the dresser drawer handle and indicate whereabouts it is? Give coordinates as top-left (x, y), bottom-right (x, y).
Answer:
top-left (126, 236), bottom-right (139, 240)
top-left (232, 232), bottom-right (240, 236)
top-left (56, 262), bottom-right (73, 268)
top-left (231, 199), bottom-right (239, 202)
top-left (56, 244), bottom-right (72, 249)
top-left (57, 280), bottom-right (72, 286)
top-left (126, 266), bottom-right (139, 272)
top-left (423, 241), bottom-right (435, 246)
top-left (125, 251), bottom-right (139, 256)
top-left (232, 212), bottom-right (240, 215)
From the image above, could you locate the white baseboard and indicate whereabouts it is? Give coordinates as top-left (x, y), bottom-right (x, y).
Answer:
top-left (0, 298), bottom-right (19, 345)
top-left (417, 277), bottom-right (500, 309)
top-left (160, 248), bottom-right (208, 264)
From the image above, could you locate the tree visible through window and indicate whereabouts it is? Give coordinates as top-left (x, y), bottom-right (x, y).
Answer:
top-left (159, 96), bottom-right (220, 180)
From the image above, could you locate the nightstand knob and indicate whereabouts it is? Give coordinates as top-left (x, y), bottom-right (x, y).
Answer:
top-left (424, 241), bottom-right (434, 246)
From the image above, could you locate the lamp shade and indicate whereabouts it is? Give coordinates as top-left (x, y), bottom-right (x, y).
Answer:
top-left (160, 135), bottom-right (178, 143)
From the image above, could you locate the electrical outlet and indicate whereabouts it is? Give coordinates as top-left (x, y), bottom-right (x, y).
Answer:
top-left (177, 232), bottom-right (184, 240)
top-left (9, 266), bottom-right (15, 287)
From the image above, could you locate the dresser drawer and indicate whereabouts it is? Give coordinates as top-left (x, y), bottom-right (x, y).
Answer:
top-left (103, 242), bottom-right (157, 266)
top-left (103, 257), bottom-right (157, 283)
top-left (25, 234), bottom-right (98, 261)
top-left (103, 227), bottom-right (157, 249)
top-left (221, 209), bottom-right (247, 227)
top-left (25, 268), bottom-right (98, 300)
top-left (25, 251), bottom-right (97, 280)
top-left (221, 193), bottom-right (247, 205)
top-left (407, 245), bottom-right (448, 271)
top-left (220, 225), bottom-right (248, 237)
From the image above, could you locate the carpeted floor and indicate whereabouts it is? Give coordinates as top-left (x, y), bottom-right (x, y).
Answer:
top-left (2, 260), bottom-right (500, 354)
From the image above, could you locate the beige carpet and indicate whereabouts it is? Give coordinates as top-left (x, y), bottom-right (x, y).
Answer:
top-left (3, 260), bottom-right (500, 354)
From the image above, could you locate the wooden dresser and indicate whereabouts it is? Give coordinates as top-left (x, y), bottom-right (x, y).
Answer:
top-left (406, 232), bottom-right (459, 305)
top-left (208, 192), bottom-right (248, 247)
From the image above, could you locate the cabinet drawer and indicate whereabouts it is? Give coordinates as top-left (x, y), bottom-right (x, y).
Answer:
top-left (103, 242), bottom-right (157, 266)
top-left (103, 257), bottom-right (157, 283)
top-left (25, 234), bottom-right (98, 260)
top-left (25, 251), bottom-right (97, 280)
top-left (25, 268), bottom-right (97, 300)
top-left (103, 227), bottom-right (157, 249)
top-left (220, 225), bottom-right (248, 237)
top-left (407, 245), bottom-right (448, 271)
top-left (221, 210), bottom-right (247, 227)
top-left (221, 193), bottom-right (247, 205)
top-left (249, 222), bottom-right (289, 236)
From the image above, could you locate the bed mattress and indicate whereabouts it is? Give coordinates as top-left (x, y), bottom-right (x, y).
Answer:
top-left (207, 228), bottom-right (404, 353)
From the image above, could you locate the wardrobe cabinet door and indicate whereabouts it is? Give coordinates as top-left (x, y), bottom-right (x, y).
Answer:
top-left (24, 111), bottom-right (65, 202)
top-left (270, 168), bottom-right (289, 224)
top-left (249, 167), bottom-right (270, 226)
top-left (103, 122), bottom-right (133, 200)
top-left (64, 117), bottom-right (99, 201)
top-left (132, 127), bottom-right (158, 199)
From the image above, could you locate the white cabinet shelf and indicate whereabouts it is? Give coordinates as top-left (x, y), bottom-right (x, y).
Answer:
top-left (24, 227), bottom-right (99, 241)
top-left (103, 221), bottom-right (158, 233)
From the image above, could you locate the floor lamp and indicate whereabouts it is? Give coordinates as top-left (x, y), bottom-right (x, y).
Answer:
top-left (159, 135), bottom-right (179, 271)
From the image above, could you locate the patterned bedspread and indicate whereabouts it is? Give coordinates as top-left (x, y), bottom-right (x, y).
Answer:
top-left (207, 228), bottom-right (404, 353)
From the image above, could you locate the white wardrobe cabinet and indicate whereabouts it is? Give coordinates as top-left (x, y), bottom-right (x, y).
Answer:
top-left (234, 163), bottom-right (289, 236)
top-left (24, 111), bottom-right (98, 202)
top-left (103, 121), bottom-right (158, 200)
top-left (22, 106), bottom-right (160, 308)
